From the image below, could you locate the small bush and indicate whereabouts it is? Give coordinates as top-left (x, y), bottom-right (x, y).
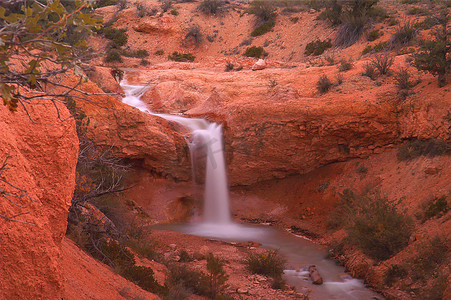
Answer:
top-left (135, 2), bottom-right (158, 17)
top-left (394, 67), bottom-right (417, 92)
top-left (367, 29), bottom-right (380, 41)
top-left (179, 249), bottom-right (192, 262)
top-left (248, 0), bottom-right (277, 23)
top-left (356, 164), bottom-right (368, 174)
top-left (384, 265), bottom-right (408, 286)
top-left (124, 265), bottom-right (166, 294)
top-left (348, 192), bottom-right (413, 261)
top-left (102, 27), bottom-right (128, 48)
top-left (198, 0), bottom-right (224, 15)
top-left (290, 16), bottom-right (299, 23)
top-left (390, 21), bottom-right (417, 46)
top-left (337, 58), bottom-right (353, 72)
top-left (104, 49), bottom-right (123, 63)
top-left (409, 236), bottom-right (449, 280)
top-left (155, 49), bottom-right (164, 56)
top-left (371, 53), bottom-right (394, 75)
top-left (244, 250), bottom-right (286, 279)
top-left (184, 25), bottom-right (202, 48)
top-left (423, 196), bottom-right (449, 221)
top-left (224, 62), bottom-right (234, 72)
top-left (397, 139), bottom-right (451, 161)
top-left (170, 9), bottom-right (179, 16)
top-left (317, 181), bottom-right (330, 192)
top-left (362, 62), bottom-right (377, 80)
top-left (160, 0), bottom-right (173, 12)
top-left (206, 254), bottom-right (229, 299)
top-left (167, 264), bottom-right (209, 296)
top-left (168, 51), bottom-right (195, 62)
top-left (317, 74), bottom-right (333, 94)
top-left (304, 39), bottom-right (332, 56)
top-left (123, 49), bottom-right (149, 58)
top-left (251, 20), bottom-right (276, 36)
top-left (335, 13), bottom-right (368, 47)
top-left (244, 46), bottom-right (267, 58)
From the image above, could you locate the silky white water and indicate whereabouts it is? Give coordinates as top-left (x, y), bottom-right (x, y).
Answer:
top-left (120, 81), bottom-right (231, 224)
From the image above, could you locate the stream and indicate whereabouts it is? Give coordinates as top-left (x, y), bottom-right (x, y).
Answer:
top-left (120, 72), bottom-right (383, 299)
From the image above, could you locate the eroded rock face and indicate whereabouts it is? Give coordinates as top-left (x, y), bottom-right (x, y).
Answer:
top-left (125, 66), bottom-right (450, 186)
top-left (65, 77), bottom-right (192, 180)
top-left (0, 102), bottom-right (78, 299)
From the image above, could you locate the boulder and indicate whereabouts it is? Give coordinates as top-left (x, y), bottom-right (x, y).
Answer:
top-left (309, 265), bottom-right (323, 285)
top-left (252, 59), bottom-right (267, 71)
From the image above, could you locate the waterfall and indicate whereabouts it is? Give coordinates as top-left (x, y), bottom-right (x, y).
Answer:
top-left (120, 82), bottom-right (232, 224)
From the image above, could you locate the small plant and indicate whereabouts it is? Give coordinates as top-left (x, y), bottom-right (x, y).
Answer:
top-left (124, 265), bottom-right (166, 294)
top-left (198, 0), bottom-right (224, 16)
top-left (304, 39), bottom-right (332, 56)
top-left (356, 164), bottom-right (368, 174)
top-left (423, 196), bottom-right (449, 221)
top-left (336, 73), bottom-right (343, 85)
top-left (371, 53), bottom-right (394, 75)
top-left (102, 27), bottom-right (128, 48)
top-left (225, 62), bottom-right (234, 72)
top-left (104, 49), bottom-right (123, 63)
top-left (317, 181), bottom-right (330, 192)
top-left (362, 62), bottom-right (377, 80)
top-left (206, 254), bottom-right (229, 299)
top-left (384, 265), bottom-right (408, 286)
top-left (155, 49), bottom-right (164, 56)
top-left (268, 79), bottom-right (278, 88)
top-left (409, 236), bottom-right (449, 280)
top-left (394, 68), bottom-right (417, 97)
top-left (160, 0), bottom-right (173, 12)
top-left (337, 58), bottom-right (353, 72)
top-left (251, 19), bottom-right (276, 36)
top-left (167, 264), bottom-right (209, 296)
top-left (244, 46), bottom-right (267, 58)
top-left (317, 74), bottom-right (333, 94)
top-left (170, 9), bottom-right (179, 16)
top-left (324, 55), bottom-right (335, 65)
top-left (168, 51), bottom-right (195, 62)
top-left (348, 192), bottom-right (413, 261)
top-left (290, 16), bottom-right (299, 23)
top-left (184, 25), bottom-right (202, 48)
top-left (179, 249), bottom-right (192, 262)
top-left (397, 139), bottom-right (451, 161)
top-left (413, 10), bottom-right (450, 87)
top-left (390, 21), bottom-right (417, 46)
top-left (368, 29), bottom-right (380, 41)
top-left (244, 250), bottom-right (286, 280)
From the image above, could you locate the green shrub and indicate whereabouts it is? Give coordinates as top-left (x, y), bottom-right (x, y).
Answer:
top-left (244, 46), bottom-right (267, 58)
top-left (102, 27), bottom-right (128, 48)
top-left (367, 29), bottom-right (380, 41)
top-left (390, 21), bottom-right (417, 46)
top-left (123, 49), bottom-right (149, 58)
top-left (167, 264), bottom-right (209, 296)
top-left (206, 254), bottom-right (229, 299)
top-left (170, 9), bottom-right (179, 16)
top-left (317, 181), bottom-right (329, 192)
top-left (184, 25), bottom-right (202, 48)
top-left (155, 49), bottom-right (164, 56)
top-left (362, 62), bottom-right (377, 80)
top-left (356, 164), bottom-right (368, 174)
top-left (334, 13), bottom-right (368, 47)
top-left (179, 249), bottom-right (192, 262)
top-left (224, 61), bottom-right (234, 72)
top-left (290, 16), bottom-right (299, 23)
top-left (251, 19), bottom-right (276, 36)
top-left (371, 53), bottom-right (394, 75)
top-left (338, 58), bottom-right (353, 72)
top-left (198, 0), bottom-right (224, 15)
top-left (394, 68), bottom-right (417, 93)
top-left (168, 51), bottom-right (195, 62)
top-left (328, 188), bottom-right (359, 229)
top-left (317, 74), bottom-right (333, 94)
top-left (104, 49), bottom-right (123, 62)
top-left (409, 236), bottom-right (449, 280)
top-left (384, 265), bottom-right (408, 286)
top-left (423, 196), bottom-right (449, 221)
top-left (397, 139), bottom-right (451, 161)
top-left (350, 194), bottom-right (412, 261)
top-left (304, 39), bottom-right (332, 56)
top-left (124, 265), bottom-right (167, 294)
top-left (244, 250), bottom-right (286, 279)
top-left (248, 0), bottom-right (277, 23)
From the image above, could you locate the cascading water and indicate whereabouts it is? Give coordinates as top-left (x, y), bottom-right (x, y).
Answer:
top-left (120, 81), bottom-right (231, 224)
top-left (120, 75), bottom-right (383, 299)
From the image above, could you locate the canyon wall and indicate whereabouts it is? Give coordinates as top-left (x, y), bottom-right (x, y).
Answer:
top-left (0, 102), bottom-right (78, 299)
